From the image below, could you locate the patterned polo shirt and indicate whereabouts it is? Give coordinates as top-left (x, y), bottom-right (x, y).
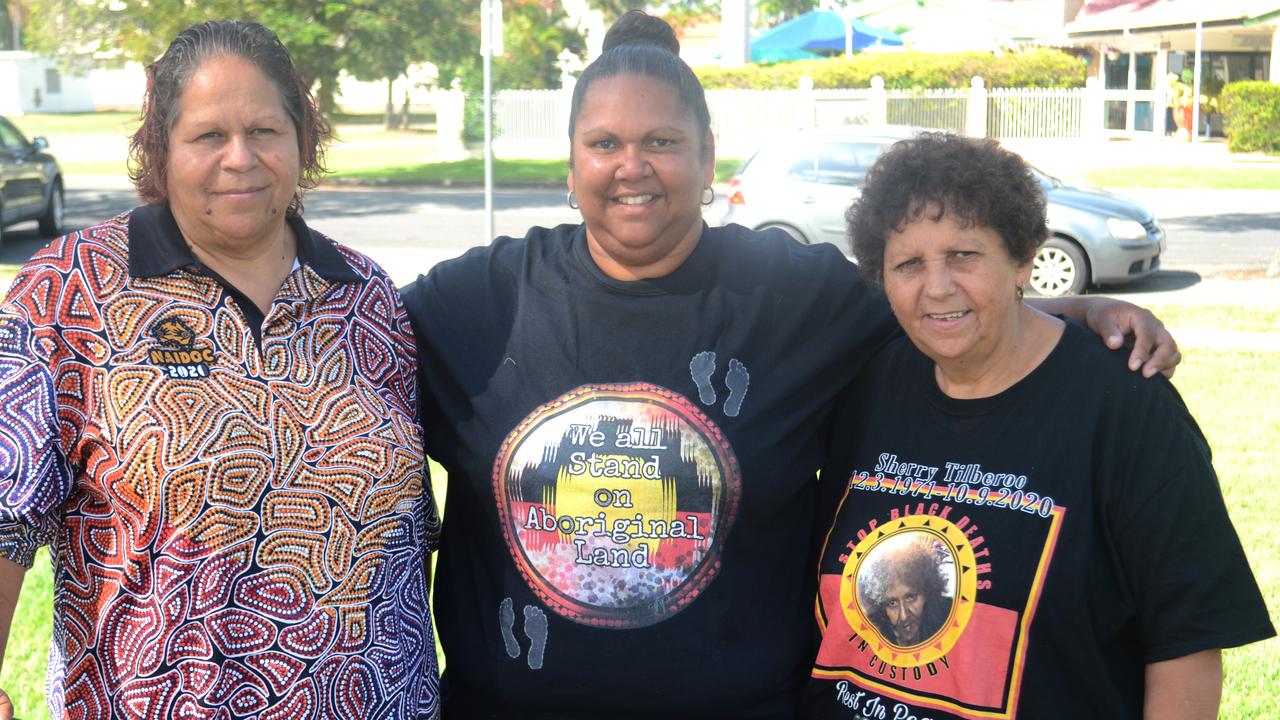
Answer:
top-left (0, 205), bottom-right (440, 719)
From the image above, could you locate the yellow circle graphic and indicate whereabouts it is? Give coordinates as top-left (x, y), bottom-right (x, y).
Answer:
top-left (840, 515), bottom-right (978, 666)
top-left (494, 383), bottom-right (740, 629)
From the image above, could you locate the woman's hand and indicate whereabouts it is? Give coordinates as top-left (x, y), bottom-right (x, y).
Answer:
top-left (0, 687), bottom-right (13, 720)
top-left (1084, 298), bottom-right (1181, 378)
top-left (0, 558), bottom-right (25, 720)
top-left (1028, 296), bottom-right (1181, 378)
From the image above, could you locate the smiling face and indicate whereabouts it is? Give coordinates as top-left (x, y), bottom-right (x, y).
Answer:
top-left (882, 210), bottom-right (1031, 380)
top-left (568, 73), bottom-right (714, 280)
top-left (165, 54), bottom-right (300, 254)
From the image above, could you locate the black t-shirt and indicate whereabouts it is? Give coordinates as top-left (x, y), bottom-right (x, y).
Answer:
top-left (805, 323), bottom-right (1274, 719)
top-left (400, 223), bottom-right (896, 718)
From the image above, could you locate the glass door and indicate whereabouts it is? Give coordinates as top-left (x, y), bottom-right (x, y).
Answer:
top-left (1102, 50), bottom-right (1157, 134)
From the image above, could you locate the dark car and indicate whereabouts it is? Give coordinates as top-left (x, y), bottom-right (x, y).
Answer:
top-left (0, 115), bottom-right (65, 246)
top-left (721, 127), bottom-right (1165, 296)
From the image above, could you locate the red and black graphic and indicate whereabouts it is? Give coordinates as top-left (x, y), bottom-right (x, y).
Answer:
top-left (494, 383), bottom-right (741, 629)
top-left (814, 471), bottom-right (1066, 719)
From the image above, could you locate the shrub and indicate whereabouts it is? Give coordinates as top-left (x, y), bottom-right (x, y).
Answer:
top-left (1221, 81), bottom-right (1280, 154)
top-left (694, 48), bottom-right (1086, 90)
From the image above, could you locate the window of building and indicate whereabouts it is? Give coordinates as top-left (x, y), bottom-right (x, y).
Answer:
top-left (45, 68), bottom-right (62, 94)
top-left (1169, 51), bottom-right (1271, 89)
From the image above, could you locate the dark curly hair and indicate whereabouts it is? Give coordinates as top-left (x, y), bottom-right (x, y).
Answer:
top-left (568, 10), bottom-right (712, 159)
top-left (848, 132), bottom-right (1047, 287)
top-left (128, 20), bottom-right (330, 215)
top-left (857, 534), bottom-right (952, 645)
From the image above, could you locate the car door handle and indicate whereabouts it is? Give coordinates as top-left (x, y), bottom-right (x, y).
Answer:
top-left (802, 196), bottom-right (816, 204)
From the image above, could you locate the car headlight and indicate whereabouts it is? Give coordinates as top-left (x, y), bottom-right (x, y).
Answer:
top-left (1106, 218), bottom-right (1147, 242)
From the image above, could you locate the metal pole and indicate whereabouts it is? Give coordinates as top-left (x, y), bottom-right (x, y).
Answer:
top-left (1192, 20), bottom-right (1203, 143)
top-left (483, 0), bottom-right (495, 243)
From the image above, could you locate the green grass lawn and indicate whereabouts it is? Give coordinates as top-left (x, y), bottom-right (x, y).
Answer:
top-left (8, 112), bottom-right (139, 137)
top-left (1086, 164), bottom-right (1280, 189)
top-left (328, 154), bottom-right (746, 185)
top-left (0, 303), bottom-right (1275, 716)
top-left (1145, 303), bottom-right (1280, 334)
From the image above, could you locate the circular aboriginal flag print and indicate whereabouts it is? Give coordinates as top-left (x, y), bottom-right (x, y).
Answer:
top-left (494, 383), bottom-right (741, 629)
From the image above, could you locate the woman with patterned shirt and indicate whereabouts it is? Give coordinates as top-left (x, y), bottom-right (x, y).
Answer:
top-left (0, 21), bottom-right (440, 719)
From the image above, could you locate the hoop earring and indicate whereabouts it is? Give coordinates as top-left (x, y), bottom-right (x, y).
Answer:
top-left (701, 186), bottom-right (715, 206)
top-left (567, 191), bottom-right (579, 210)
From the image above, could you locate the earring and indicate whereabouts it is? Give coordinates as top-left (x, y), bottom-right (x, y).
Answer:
top-left (1016, 284), bottom-right (1025, 300)
top-left (701, 186), bottom-right (715, 206)
top-left (567, 191), bottom-right (580, 210)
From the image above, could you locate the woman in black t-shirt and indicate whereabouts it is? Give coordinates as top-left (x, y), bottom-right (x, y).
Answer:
top-left (806, 132), bottom-right (1273, 719)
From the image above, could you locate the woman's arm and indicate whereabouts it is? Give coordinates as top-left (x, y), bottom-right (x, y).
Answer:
top-left (1144, 649), bottom-right (1222, 720)
top-left (0, 557), bottom-right (26, 720)
top-left (1028, 296), bottom-right (1180, 377)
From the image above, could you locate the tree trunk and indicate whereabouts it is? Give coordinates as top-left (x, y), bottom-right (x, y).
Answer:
top-left (315, 75), bottom-right (337, 116)
top-left (384, 78), bottom-right (398, 130)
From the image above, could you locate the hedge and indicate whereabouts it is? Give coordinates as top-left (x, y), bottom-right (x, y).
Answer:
top-left (694, 48), bottom-right (1087, 90)
top-left (1221, 81), bottom-right (1280, 154)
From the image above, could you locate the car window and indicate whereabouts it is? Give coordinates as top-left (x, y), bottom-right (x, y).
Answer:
top-left (0, 118), bottom-right (28, 151)
top-left (784, 152), bottom-right (818, 182)
top-left (813, 142), bottom-right (885, 186)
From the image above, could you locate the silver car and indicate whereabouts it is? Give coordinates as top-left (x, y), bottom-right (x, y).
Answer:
top-left (720, 128), bottom-right (1165, 296)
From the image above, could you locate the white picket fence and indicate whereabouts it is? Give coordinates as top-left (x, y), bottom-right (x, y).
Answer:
top-left (460, 76), bottom-right (1101, 159)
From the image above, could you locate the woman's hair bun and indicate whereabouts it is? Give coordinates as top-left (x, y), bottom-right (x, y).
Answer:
top-left (601, 10), bottom-right (680, 54)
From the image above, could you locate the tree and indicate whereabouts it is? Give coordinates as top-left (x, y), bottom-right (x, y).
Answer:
top-left (341, 0), bottom-right (472, 128)
top-left (19, 0), bottom-right (477, 114)
top-left (753, 0), bottom-right (818, 27)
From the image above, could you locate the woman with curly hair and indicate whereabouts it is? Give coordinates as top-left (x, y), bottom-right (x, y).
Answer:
top-left (808, 133), bottom-right (1272, 720)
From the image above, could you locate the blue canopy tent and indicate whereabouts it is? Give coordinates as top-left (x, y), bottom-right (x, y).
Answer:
top-left (751, 10), bottom-right (903, 62)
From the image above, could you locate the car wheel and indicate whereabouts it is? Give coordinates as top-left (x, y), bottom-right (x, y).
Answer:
top-left (1030, 237), bottom-right (1088, 297)
top-left (39, 179), bottom-right (65, 237)
top-left (758, 223), bottom-right (810, 245)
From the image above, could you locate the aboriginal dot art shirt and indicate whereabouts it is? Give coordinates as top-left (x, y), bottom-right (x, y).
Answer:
top-left (0, 205), bottom-right (441, 719)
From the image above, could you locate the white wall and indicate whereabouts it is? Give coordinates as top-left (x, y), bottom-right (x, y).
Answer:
top-left (333, 66), bottom-right (443, 114)
top-left (2, 57), bottom-right (450, 116)
top-left (91, 63), bottom-right (146, 110)
top-left (0, 52), bottom-right (96, 113)
top-left (0, 55), bottom-right (20, 115)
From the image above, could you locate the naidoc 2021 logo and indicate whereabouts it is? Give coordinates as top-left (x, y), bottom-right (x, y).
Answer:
top-left (493, 383), bottom-right (741, 629)
top-left (148, 314), bottom-right (217, 379)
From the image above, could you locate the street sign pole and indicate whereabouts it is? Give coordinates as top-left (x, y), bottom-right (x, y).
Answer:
top-left (481, 0), bottom-right (503, 243)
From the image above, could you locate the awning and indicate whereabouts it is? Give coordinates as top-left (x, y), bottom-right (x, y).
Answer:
top-left (1066, 0), bottom-right (1280, 35)
top-left (751, 10), bottom-right (903, 62)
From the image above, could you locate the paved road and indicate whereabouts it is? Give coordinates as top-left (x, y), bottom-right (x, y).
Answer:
top-left (1118, 189), bottom-right (1280, 273)
top-left (2, 179), bottom-right (1275, 292)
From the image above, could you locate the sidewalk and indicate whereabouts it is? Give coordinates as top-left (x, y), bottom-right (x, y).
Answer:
top-left (1003, 135), bottom-right (1280, 182)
